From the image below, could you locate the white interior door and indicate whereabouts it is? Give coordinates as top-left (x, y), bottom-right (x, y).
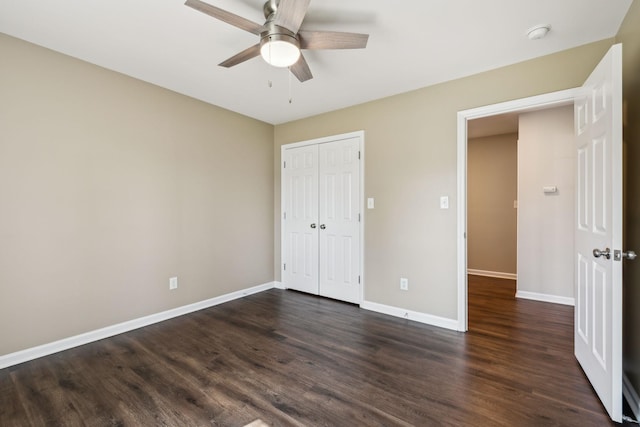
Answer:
top-left (282, 133), bottom-right (362, 303)
top-left (574, 43), bottom-right (622, 423)
top-left (282, 145), bottom-right (319, 295)
top-left (318, 138), bottom-right (361, 303)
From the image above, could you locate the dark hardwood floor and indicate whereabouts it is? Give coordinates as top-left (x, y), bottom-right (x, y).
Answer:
top-left (0, 276), bottom-right (628, 426)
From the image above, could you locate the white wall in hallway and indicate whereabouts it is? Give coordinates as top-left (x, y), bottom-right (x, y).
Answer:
top-left (517, 105), bottom-right (575, 300)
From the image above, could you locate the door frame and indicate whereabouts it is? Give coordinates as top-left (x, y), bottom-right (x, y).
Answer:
top-left (456, 89), bottom-right (579, 331)
top-left (280, 130), bottom-right (366, 304)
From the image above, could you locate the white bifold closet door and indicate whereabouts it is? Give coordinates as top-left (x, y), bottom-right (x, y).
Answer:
top-left (282, 136), bottom-right (361, 304)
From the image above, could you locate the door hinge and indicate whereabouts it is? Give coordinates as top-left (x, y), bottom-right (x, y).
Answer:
top-left (358, 213), bottom-right (361, 222)
top-left (283, 212), bottom-right (287, 220)
top-left (283, 161), bottom-right (286, 168)
top-left (283, 263), bottom-right (286, 271)
top-left (358, 275), bottom-right (361, 284)
top-left (358, 151), bottom-right (361, 160)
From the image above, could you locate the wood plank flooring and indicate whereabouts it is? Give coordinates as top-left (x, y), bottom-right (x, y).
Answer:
top-left (0, 276), bottom-right (628, 426)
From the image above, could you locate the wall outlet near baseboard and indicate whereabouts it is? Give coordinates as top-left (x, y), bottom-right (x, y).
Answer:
top-left (169, 277), bottom-right (178, 290)
top-left (400, 277), bottom-right (409, 291)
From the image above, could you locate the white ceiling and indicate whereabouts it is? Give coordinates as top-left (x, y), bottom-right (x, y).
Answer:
top-left (0, 0), bottom-right (632, 124)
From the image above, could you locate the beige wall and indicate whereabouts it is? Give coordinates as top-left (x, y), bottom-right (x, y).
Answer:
top-left (517, 106), bottom-right (574, 299)
top-left (617, 0), bottom-right (640, 402)
top-left (467, 133), bottom-right (517, 275)
top-left (274, 39), bottom-right (614, 320)
top-left (0, 34), bottom-right (274, 356)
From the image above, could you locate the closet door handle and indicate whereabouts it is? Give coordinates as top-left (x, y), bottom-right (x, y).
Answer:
top-left (320, 224), bottom-right (326, 230)
top-left (310, 223), bottom-right (317, 229)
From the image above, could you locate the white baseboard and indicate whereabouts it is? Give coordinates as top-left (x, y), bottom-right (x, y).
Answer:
top-left (624, 373), bottom-right (640, 421)
top-left (515, 290), bottom-right (575, 306)
top-left (0, 281), bottom-right (277, 370)
top-left (360, 300), bottom-right (459, 331)
top-left (467, 269), bottom-right (517, 280)
top-left (273, 281), bottom-right (285, 290)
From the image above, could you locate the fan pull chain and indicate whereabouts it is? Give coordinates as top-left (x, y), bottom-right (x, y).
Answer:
top-left (267, 43), bottom-right (274, 89)
top-left (267, 39), bottom-right (274, 89)
top-left (288, 68), bottom-right (293, 104)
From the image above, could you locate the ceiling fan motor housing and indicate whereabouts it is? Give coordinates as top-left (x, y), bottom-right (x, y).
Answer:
top-left (261, 21), bottom-right (300, 48)
top-left (261, 0), bottom-right (299, 51)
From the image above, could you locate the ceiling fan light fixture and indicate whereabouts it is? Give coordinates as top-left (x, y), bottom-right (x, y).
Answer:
top-left (260, 33), bottom-right (300, 67)
top-left (184, 0), bottom-right (369, 82)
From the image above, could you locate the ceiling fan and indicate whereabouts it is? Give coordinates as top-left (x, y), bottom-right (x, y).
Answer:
top-left (185, 0), bottom-right (369, 82)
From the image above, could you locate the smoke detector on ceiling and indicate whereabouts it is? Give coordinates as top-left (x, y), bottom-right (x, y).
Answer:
top-left (527, 25), bottom-right (551, 40)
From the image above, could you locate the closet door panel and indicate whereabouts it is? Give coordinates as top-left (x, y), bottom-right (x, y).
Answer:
top-left (282, 145), bottom-right (319, 294)
top-left (318, 138), bottom-right (361, 303)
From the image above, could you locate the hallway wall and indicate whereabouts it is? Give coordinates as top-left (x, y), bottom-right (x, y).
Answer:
top-left (517, 106), bottom-right (575, 301)
top-left (467, 133), bottom-right (517, 276)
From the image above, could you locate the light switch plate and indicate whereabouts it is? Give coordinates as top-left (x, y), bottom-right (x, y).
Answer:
top-left (440, 196), bottom-right (449, 209)
top-left (367, 198), bottom-right (375, 209)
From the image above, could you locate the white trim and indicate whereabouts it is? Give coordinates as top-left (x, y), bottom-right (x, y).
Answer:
top-left (457, 88), bottom-right (580, 332)
top-left (361, 300), bottom-right (459, 331)
top-left (624, 373), bottom-right (640, 421)
top-left (467, 269), bottom-right (517, 280)
top-left (280, 130), bottom-right (365, 304)
top-left (359, 136), bottom-right (366, 304)
top-left (515, 290), bottom-right (575, 306)
top-left (280, 130), bottom-right (365, 150)
top-left (273, 281), bottom-right (285, 289)
top-left (0, 282), bottom-right (277, 370)
top-left (457, 112), bottom-right (468, 332)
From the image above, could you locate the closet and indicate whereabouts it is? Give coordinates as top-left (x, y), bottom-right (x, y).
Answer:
top-left (281, 132), bottom-right (362, 303)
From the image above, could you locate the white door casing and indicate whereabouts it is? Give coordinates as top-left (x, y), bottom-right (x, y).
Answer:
top-left (281, 131), bottom-right (364, 304)
top-left (574, 43), bottom-right (623, 423)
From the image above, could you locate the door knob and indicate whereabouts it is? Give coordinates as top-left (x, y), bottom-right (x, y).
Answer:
top-left (614, 249), bottom-right (637, 261)
top-left (593, 248), bottom-right (611, 259)
top-left (310, 223), bottom-right (316, 229)
top-left (320, 224), bottom-right (326, 230)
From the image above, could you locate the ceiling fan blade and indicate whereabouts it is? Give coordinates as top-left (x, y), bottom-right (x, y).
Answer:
top-left (289, 53), bottom-right (313, 82)
top-left (299, 31), bottom-right (369, 50)
top-left (273, 0), bottom-right (310, 34)
top-left (219, 44), bottom-right (261, 67)
top-left (185, 0), bottom-right (263, 35)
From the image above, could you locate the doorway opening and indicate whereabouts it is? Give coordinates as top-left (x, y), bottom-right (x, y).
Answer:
top-left (466, 106), bottom-right (576, 331)
top-left (466, 116), bottom-right (518, 331)
top-left (456, 89), bottom-right (579, 332)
